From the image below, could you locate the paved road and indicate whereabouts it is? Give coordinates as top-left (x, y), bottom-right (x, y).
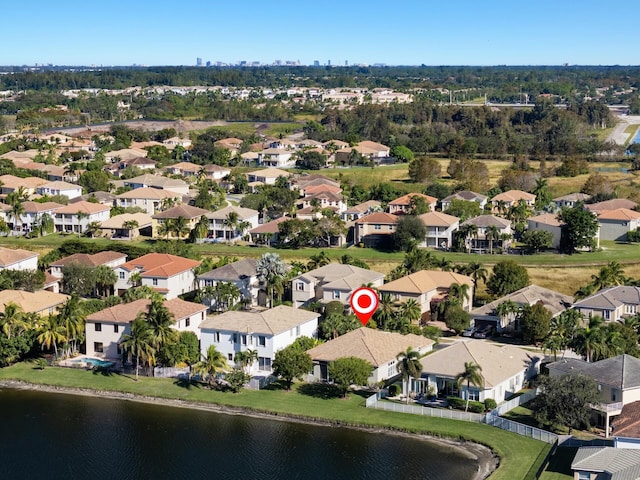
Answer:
top-left (607, 115), bottom-right (640, 145)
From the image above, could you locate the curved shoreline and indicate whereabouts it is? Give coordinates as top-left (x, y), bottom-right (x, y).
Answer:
top-left (0, 379), bottom-right (498, 479)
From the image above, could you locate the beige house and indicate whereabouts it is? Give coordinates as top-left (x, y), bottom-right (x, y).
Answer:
top-left (206, 205), bottom-right (260, 241)
top-left (50, 251), bottom-right (127, 279)
top-left (378, 270), bottom-right (474, 315)
top-left (0, 289), bottom-right (69, 317)
top-left (597, 208), bottom-right (640, 241)
top-left (152, 204), bottom-right (210, 239)
top-left (306, 327), bottom-right (434, 385)
top-left (246, 167), bottom-right (291, 187)
top-left (36, 181), bottom-right (83, 200)
top-left (53, 201), bottom-right (111, 234)
top-left (354, 212), bottom-right (399, 247)
top-left (491, 190), bottom-right (536, 211)
top-left (388, 193), bottom-right (437, 215)
top-left (99, 212), bottom-right (153, 239)
top-left (0, 247), bottom-right (38, 271)
top-left (85, 298), bottom-right (207, 360)
top-left (116, 187), bottom-right (183, 216)
top-left (0, 174), bottom-right (48, 196)
top-left (460, 215), bottom-right (512, 253)
top-left (418, 211), bottom-right (460, 249)
top-left (573, 286), bottom-right (640, 323)
top-left (124, 174), bottom-right (189, 196)
top-left (527, 213), bottom-right (564, 249)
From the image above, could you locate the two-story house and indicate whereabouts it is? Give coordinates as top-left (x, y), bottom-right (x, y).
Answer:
top-left (199, 305), bottom-right (320, 374)
top-left (245, 168), bottom-right (291, 187)
top-left (53, 201), bottom-right (111, 234)
top-left (124, 174), bottom-right (189, 196)
top-left (197, 258), bottom-right (259, 308)
top-left (15, 201), bottom-right (64, 234)
top-left (36, 181), bottom-right (83, 200)
top-left (388, 193), bottom-right (437, 215)
top-left (114, 253), bottom-right (201, 299)
top-left (206, 206), bottom-right (260, 241)
top-left (460, 215), bottom-right (512, 253)
top-left (418, 211), bottom-right (460, 249)
top-left (440, 191), bottom-right (488, 211)
top-left (573, 286), bottom-right (640, 322)
top-left (341, 200), bottom-right (382, 222)
top-left (0, 247), bottom-right (38, 271)
top-left (116, 188), bottom-right (183, 216)
top-left (50, 251), bottom-right (127, 279)
top-left (354, 212), bottom-right (399, 247)
top-left (291, 263), bottom-right (385, 308)
top-left (258, 148), bottom-right (294, 168)
top-left (85, 298), bottom-right (207, 360)
top-left (152, 204), bottom-right (210, 239)
top-left (491, 190), bottom-right (536, 211)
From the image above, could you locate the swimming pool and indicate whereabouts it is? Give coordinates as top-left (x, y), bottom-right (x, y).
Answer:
top-left (70, 357), bottom-right (115, 368)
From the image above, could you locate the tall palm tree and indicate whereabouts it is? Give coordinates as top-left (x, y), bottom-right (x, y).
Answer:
top-left (75, 210), bottom-right (89, 236)
top-left (458, 223), bottom-right (478, 253)
top-left (120, 318), bottom-right (156, 380)
top-left (572, 316), bottom-right (606, 363)
top-left (375, 293), bottom-right (397, 331)
top-left (485, 225), bottom-right (501, 255)
top-left (396, 346), bottom-right (423, 404)
top-left (57, 294), bottom-right (85, 355)
top-left (234, 349), bottom-right (258, 374)
top-left (9, 201), bottom-right (25, 234)
top-left (172, 216), bottom-right (189, 238)
top-left (461, 262), bottom-right (487, 305)
top-left (455, 362), bottom-right (484, 412)
top-left (192, 344), bottom-right (228, 387)
top-left (223, 211), bottom-right (240, 241)
top-left (256, 253), bottom-right (287, 308)
top-left (94, 265), bottom-right (118, 298)
top-left (190, 215), bottom-right (209, 242)
top-left (122, 219), bottom-right (139, 239)
top-left (307, 251), bottom-right (331, 270)
top-left (157, 220), bottom-right (172, 239)
top-left (399, 299), bottom-right (422, 325)
top-left (495, 300), bottom-right (520, 331)
top-left (0, 302), bottom-right (27, 339)
top-left (139, 298), bottom-right (177, 353)
top-left (448, 282), bottom-right (471, 310)
top-left (37, 315), bottom-right (65, 359)
top-left (590, 261), bottom-right (627, 290)
top-left (36, 212), bottom-right (54, 237)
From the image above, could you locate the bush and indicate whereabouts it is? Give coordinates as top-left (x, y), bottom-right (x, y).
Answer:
top-left (484, 398), bottom-right (498, 411)
top-left (388, 384), bottom-right (400, 396)
top-left (446, 396), bottom-right (485, 413)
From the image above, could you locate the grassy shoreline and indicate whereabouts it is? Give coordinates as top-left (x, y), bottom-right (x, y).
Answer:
top-left (0, 362), bottom-right (551, 480)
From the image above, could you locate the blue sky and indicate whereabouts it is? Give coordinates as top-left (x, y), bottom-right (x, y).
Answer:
top-left (3, 0), bottom-right (639, 66)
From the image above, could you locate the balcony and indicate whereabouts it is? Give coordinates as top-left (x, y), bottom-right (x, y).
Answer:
top-left (590, 402), bottom-right (623, 415)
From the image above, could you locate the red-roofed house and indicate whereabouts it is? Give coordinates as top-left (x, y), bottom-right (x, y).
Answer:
top-left (85, 298), bottom-right (207, 359)
top-left (354, 212), bottom-right (399, 247)
top-left (114, 253), bottom-right (201, 299)
top-left (53, 201), bottom-right (111, 234)
top-left (388, 193), bottom-right (437, 215)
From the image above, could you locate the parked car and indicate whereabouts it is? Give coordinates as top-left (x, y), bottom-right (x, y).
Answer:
top-left (473, 324), bottom-right (494, 339)
top-left (462, 326), bottom-right (476, 337)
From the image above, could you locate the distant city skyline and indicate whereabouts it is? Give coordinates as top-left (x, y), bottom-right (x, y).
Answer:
top-left (3, 0), bottom-right (639, 67)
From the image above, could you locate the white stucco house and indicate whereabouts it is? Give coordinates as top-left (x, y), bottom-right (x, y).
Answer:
top-left (198, 305), bottom-right (320, 374)
top-left (197, 258), bottom-right (259, 308)
top-left (36, 181), bottom-right (83, 200)
top-left (0, 247), bottom-right (38, 271)
top-left (53, 201), bottom-right (111, 234)
top-left (114, 253), bottom-right (201, 299)
top-left (85, 298), bottom-right (207, 359)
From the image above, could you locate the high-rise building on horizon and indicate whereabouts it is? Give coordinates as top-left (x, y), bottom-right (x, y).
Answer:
top-left (196, 57), bottom-right (203, 66)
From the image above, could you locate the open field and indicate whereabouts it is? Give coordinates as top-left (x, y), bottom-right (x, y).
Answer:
top-left (0, 362), bottom-right (550, 480)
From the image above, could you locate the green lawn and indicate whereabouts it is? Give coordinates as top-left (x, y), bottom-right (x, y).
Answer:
top-left (539, 448), bottom-right (577, 480)
top-left (0, 362), bottom-right (549, 480)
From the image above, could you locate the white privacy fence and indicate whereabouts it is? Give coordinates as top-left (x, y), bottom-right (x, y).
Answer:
top-left (368, 399), bottom-right (486, 423)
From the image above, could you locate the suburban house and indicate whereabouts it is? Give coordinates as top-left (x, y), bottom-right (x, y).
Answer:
top-left (378, 270), bottom-right (474, 316)
top-left (306, 327), bottom-right (434, 385)
top-left (552, 192), bottom-right (591, 209)
top-left (53, 201), bottom-right (111, 234)
top-left (527, 213), bottom-right (564, 250)
top-left (571, 447), bottom-right (640, 479)
top-left (165, 162), bottom-right (231, 181)
top-left (586, 199), bottom-right (639, 213)
top-left (415, 341), bottom-right (541, 403)
top-left (246, 167), bottom-right (291, 186)
top-left (291, 263), bottom-right (385, 308)
top-left (50, 250), bottom-right (127, 279)
top-left (85, 298), bottom-right (207, 359)
top-left (354, 212), bottom-right (399, 247)
top-left (548, 355), bottom-right (640, 437)
top-left (197, 258), bottom-right (259, 308)
top-left (341, 200), bottom-right (382, 222)
top-left (417, 211), bottom-right (460, 249)
top-left (597, 208), bottom-right (640, 241)
top-left (491, 190), bottom-right (536, 211)
top-left (198, 305), bottom-right (320, 374)
top-left (460, 215), bottom-right (512, 253)
top-left (573, 286), bottom-right (640, 322)
top-left (16, 201), bottom-right (64, 233)
top-left (298, 191), bottom-right (346, 214)
top-left (0, 174), bottom-right (48, 196)
top-left (115, 156), bottom-right (156, 172)
top-left (206, 205), bottom-right (260, 241)
top-left (124, 174), bottom-right (189, 195)
top-left (258, 148), bottom-right (294, 168)
top-left (104, 148), bottom-right (148, 163)
top-left (471, 285), bottom-right (573, 334)
top-left (440, 191), bottom-right (488, 211)
top-left (0, 247), bottom-right (38, 271)
top-left (70, 191), bottom-right (117, 206)
top-left (152, 204), bottom-right (210, 239)
top-left (98, 212), bottom-right (153, 239)
top-left (116, 188), bottom-right (183, 215)
top-left (291, 174), bottom-right (341, 195)
top-left (36, 181), bottom-right (83, 200)
top-left (214, 137), bottom-right (243, 155)
top-left (162, 137), bottom-right (192, 149)
top-left (388, 193), bottom-right (437, 215)
top-left (114, 253), bottom-right (201, 299)
top-left (0, 289), bottom-right (69, 317)
top-left (248, 217), bottom-right (289, 246)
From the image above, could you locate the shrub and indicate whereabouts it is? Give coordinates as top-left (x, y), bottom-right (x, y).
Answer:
top-left (446, 396), bottom-right (485, 413)
top-left (484, 398), bottom-right (498, 411)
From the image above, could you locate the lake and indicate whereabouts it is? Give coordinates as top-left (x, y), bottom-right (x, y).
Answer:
top-left (0, 388), bottom-right (481, 480)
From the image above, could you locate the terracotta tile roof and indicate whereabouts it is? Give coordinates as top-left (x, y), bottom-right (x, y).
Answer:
top-left (492, 190), bottom-right (536, 202)
top-left (597, 208), bottom-right (640, 221)
top-left (99, 212), bottom-right (153, 229)
top-left (51, 251), bottom-right (126, 268)
top-left (0, 247), bottom-right (38, 267)
top-left (528, 213), bottom-right (563, 227)
top-left (379, 270), bottom-right (473, 295)
top-left (0, 289), bottom-right (69, 314)
top-left (118, 253), bottom-right (201, 278)
top-left (356, 140), bottom-right (390, 151)
top-left (21, 201), bottom-right (65, 214)
top-left (0, 174), bottom-right (49, 189)
top-left (344, 200), bottom-right (382, 214)
top-left (586, 199), bottom-right (638, 212)
top-left (307, 328), bottom-right (433, 367)
top-left (167, 162), bottom-right (201, 173)
top-left (462, 215), bottom-right (511, 229)
top-left (86, 298), bottom-right (206, 324)
top-left (117, 187), bottom-right (181, 200)
top-left (245, 167), bottom-right (291, 179)
top-left (418, 211), bottom-right (459, 227)
top-left (199, 305), bottom-right (319, 335)
top-left (152, 204), bottom-right (210, 219)
top-left (303, 184), bottom-right (343, 195)
top-left (55, 201), bottom-right (111, 215)
top-left (355, 212), bottom-right (399, 225)
top-left (389, 192), bottom-right (437, 206)
top-left (206, 205), bottom-right (258, 220)
top-left (249, 216), bottom-right (289, 234)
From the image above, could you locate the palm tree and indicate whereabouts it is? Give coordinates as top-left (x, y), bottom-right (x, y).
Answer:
top-left (85, 221), bottom-right (102, 238)
top-left (234, 349), bottom-right (258, 374)
top-left (307, 251), bottom-right (331, 270)
top-left (139, 298), bottom-right (177, 353)
top-left (572, 316), bottom-right (606, 363)
top-left (396, 346), bottom-right (423, 404)
top-left (458, 223), bottom-right (478, 253)
top-left (485, 225), bottom-right (501, 255)
top-left (157, 220), bottom-right (172, 239)
top-left (36, 212), bottom-right (54, 237)
top-left (37, 315), bottom-right (65, 359)
top-left (190, 215), bottom-right (208, 242)
top-left (455, 362), bottom-right (484, 412)
top-left (215, 282), bottom-right (241, 312)
top-left (120, 318), bottom-right (156, 380)
top-left (191, 344), bottom-right (228, 387)
top-left (75, 210), bottom-right (89, 236)
top-left (94, 265), bottom-right (118, 298)
top-left (122, 219), bottom-right (139, 239)
top-left (57, 294), bottom-right (85, 355)
top-left (590, 262), bottom-right (627, 290)
top-left (461, 262), bottom-right (487, 305)
top-left (223, 211), bottom-right (240, 241)
top-left (172, 216), bottom-right (189, 238)
top-left (448, 282), bottom-right (471, 310)
top-left (9, 200), bottom-right (25, 234)
top-left (399, 298), bottom-right (422, 325)
top-left (375, 293), bottom-right (397, 331)
top-left (495, 300), bottom-right (520, 332)
top-left (0, 302), bottom-right (27, 339)
top-left (402, 247), bottom-right (435, 274)
top-left (256, 253), bottom-right (287, 308)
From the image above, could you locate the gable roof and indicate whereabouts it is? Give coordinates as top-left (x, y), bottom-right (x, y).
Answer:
top-left (389, 192), bottom-right (437, 206)
top-left (379, 270), bottom-right (473, 295)
top-left (206, 205), bottom-right (258, 220)
top-left (0, 247), bottom-right (38, 267)
top-left (55, 201), bottom-right (111, 215)
top-left (597, 208), bottom-right (640, 221)
top-left (528, 213), bottom-right (563, 227)
top-left (472, 285), bottom-right (573, 318)
top-left (99, 212), bottom-right (153, 229)
top-left (245, 167), bottom-right (291, 179)
top-left (574, 286), bottom-right (640, 311)
top-left (22, 201), bottom-right (65, 214)
top-left (307, 327), bottom-right (433, 367)
top-left (586, 199), bottom-right (639, 212)
top-left (355, 212), bottom-right (399, 225)
top-left (442, 190), bottom-right (488, 203)
top-left (199, 305), bottom-right (319, 335)
top-left (118, 253), bottom-right (201, 278)
top-left (462, 215), bottom-right (511, 229)
top-left (296, 263), bottom-right (385, 291)
top-left (344, 200), bottom-right (382, 215)
top-left (418, 211), bottom-right (459, 227)
top-left (198, 258), bottom-right (257, 282)
top-left (492, 190), bottom-right (536, 202)
top-left (572, 446), bottom-right (640, 480)
top-left (548, 355), bottom-right (640, 390)
top-left (249, 216), bottom-right (289, 234)
top-left (152, 204), bottom-right (210, 220)
top-left (420, 341), bottom-right (540, 388)
top-left (86, 298), bottom-right (206, 324)
top-left (51, 251), bottom-right (126, 268)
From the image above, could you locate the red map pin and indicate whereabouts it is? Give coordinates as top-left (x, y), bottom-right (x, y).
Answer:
top-left (350, 287), bottom-right (379, 326)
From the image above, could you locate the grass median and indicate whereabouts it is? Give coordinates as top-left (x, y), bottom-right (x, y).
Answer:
top-left (0, 361), bottom-right (550, 480)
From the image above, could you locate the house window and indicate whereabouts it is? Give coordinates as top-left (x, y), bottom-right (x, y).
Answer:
top-left (228, 353), bottom-right (233, 361)
top-left (333, 290), bottom-right (341, 299)
top-left (119, 272), bottom-right (125, 279)
top-left (612, 391), bottom-right (617, 402)
top-left (258, 336), bottom-right (266, 347)
top-left (296, 326), bottom-right (301, 336)
top-left (232, 334), bottom-right (238, 343)
top-left (258, 357), bottom-right (272, 371)
top-left (241, 335), bottom-right (247, 345)
top-left (153, 278), bottom-right (158, 286)
top-left (113, 324), bottom-right (119, 333)
top-left (185, 318), bottom-right (190, 327)
top-left (374, 224), bottom-right (381, 230)
top-left (117, 345), bottom-right (122, 355)
top-left (467, 389), bottom-right (480, 401)
top-left (604, 310), bottom-right (611, 320)
top-left (387, 360), bottom-right (396, 377)
top-left (94, 342), bottom-right (103, 353)
top-left (577, 473), bottom-right (590, 480)
top-left (213, 331), bottom-right (220, 343)
top-left (95, 323), bottom-right (102, 332)
top-left (296, 282), bottom-right (304, 291)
